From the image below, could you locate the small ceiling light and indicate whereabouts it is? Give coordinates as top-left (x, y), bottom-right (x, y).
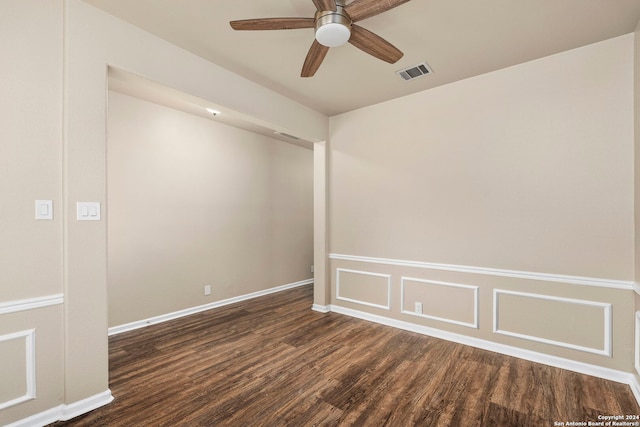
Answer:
top-left (314, 6), bottom-right (351, 47)
top-left (315, 22), bottom-right (351, 47)
top-left (206, 108), bottom-right (221, 116)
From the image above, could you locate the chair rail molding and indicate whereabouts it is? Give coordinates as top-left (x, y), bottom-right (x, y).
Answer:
top-left (329, 253), bottom-right (633, 290)
top-left (0, 294), bottom-right (64, 315)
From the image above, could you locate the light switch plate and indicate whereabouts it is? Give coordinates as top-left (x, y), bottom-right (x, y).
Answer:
top-left (35, 200), bottom-right (53, 220)
top-left (77, 202), bottom-right (101, 221)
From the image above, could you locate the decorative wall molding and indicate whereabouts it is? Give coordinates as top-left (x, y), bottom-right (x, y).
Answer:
top-left (325, 303), bottom-right (638, 405)
top-left (0, 329), bottom-right (36, 411)
top-left (5, 389), bottom-right (113, 427)
top-left (493, 289), bottom-right (612, 357)
top-left (635, 311), bottom-right (640, 377)
top-left (0, 294), bottom-right (63, 315)
top-left (400, 277), bottom-right (479, 328)
top-left (634, 283), bottom-right (640, 296)
top-left (336, 268), bottom-right (391, 310)
top-left (329, 253), bottom-right (633, 290)
top-left (109, 278), bottom-right (313, 336)
top-left (630, 375), bottom-right (640, 410)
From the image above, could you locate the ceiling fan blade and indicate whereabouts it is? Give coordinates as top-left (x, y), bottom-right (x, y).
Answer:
top-left (301, 40), bottom-right (330, 77)
top-left (312, 0), bottom-right (337, 11)
top-left (349, 24), bottom-right (403, 63)
top-left (230, 18), bottom-right (315, 31)
top-left (344, 0), bottom-right (411, 22)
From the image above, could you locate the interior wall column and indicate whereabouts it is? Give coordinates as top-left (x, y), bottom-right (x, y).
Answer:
top-left (313, 140), bottom-right (330, 309)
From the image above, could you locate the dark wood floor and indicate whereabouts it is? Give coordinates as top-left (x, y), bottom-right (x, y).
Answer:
top-left (51, 284), bottom-right (639, 426)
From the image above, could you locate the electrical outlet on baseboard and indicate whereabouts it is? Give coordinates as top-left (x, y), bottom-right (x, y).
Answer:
top-left (204, 285), bottom-right (211, 296)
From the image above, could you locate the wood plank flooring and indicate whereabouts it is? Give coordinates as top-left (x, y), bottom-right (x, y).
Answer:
top-left (51, 284), bottom-right (639, 426)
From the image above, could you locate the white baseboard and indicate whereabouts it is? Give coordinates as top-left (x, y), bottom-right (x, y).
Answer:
top-left (109, 279), bottom-right (314, 336)
top-left (312, 304), bottom-right (330, 313)
top-left (6, 390), bottom-right (113, 427)
top-left (325, 304), bottom-right (640, 406)
top-left (630, 375), bottom-right (640, 407)
top-left (60, 389), bottom-right (114, 421)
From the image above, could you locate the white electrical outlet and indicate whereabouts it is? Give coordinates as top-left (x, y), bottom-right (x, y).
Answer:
top-left (311, 265), bottom-right (314, 273)
top-left (204, 285), bottom-right (211, 296)
top-left (415, 302), bottom-right (423, 314)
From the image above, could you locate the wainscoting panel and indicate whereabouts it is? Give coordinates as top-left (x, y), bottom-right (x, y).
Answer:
top-left (328, 253), bottom-right (632, 375)
top-left (336, 268), bottom-right (391, 310)
top-left (493, 289), bottom-right (611, 356)
top-left (0, 330), bottom-right (35, 411)
top-left (0, 295), bottom-right (65, 427)
top-left (635, 311), bottom-right (640, 377)
top-left (401, 277), bottom-right (478, 328)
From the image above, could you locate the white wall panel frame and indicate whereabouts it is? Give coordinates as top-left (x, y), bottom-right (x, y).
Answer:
top-left (493, 289), bottom-right (612, 357)
top-left (0, 329), bottom-right (36, 410)
top-left (635, 311), bottom-right (640, 376)
top-left (400, 276), bottom-right (479, 328)
top-left (336, 268), bottom-right (391, 310)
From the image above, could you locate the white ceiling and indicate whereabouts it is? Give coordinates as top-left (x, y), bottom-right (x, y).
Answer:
top-left (84, 0), bottom-right (640, 117)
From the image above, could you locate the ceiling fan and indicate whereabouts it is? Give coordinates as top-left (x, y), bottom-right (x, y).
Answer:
top-left (230, 0), bottom-right (411, 77)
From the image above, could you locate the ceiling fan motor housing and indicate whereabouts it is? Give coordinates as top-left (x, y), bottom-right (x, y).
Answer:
top-left (314, 6), bottom-right (352, 47)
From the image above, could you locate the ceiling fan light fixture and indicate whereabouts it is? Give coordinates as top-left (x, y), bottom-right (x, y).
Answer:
top-left (316, 22), bottom-right (351, 47)
top-left (314, 9), bottom-right (351, 47)
top-left (230, 0), bottom-right (410, 77)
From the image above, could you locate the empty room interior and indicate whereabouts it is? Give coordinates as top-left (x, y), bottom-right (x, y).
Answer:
top-left (3, 0), bottom-right (640, 425)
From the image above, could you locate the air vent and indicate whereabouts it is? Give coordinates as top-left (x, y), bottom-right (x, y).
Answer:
top-left (274, 131), bottom-right (301, 141)
top-left (396, 61), bottom-right (433, 81)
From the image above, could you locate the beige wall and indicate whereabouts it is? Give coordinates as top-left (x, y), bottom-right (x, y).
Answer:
top-left (328, 34), bottom-right (635, 372)
top-left (2, 1), bottom-right (639, 424)
top-left (62, 0), bottom-right (325, 413)
top-left (636, 294), bottom-right (640, 379)
top-left (634, 20), bottom-right (640, 384)
top-left (107, 91), bottom-right (312, 327)
top-left (0, 1), bottom-right (63, 300)
top-left (313, 141), bottom-right (331, 308)
top-left (636, 23), bottom-right (640, 281)
top-left (1, 0), bottom-right (326, 424)
top-left (331, 34), bottom-right (633, 280)
top-left (0, 1), bottom-right (66, 424)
